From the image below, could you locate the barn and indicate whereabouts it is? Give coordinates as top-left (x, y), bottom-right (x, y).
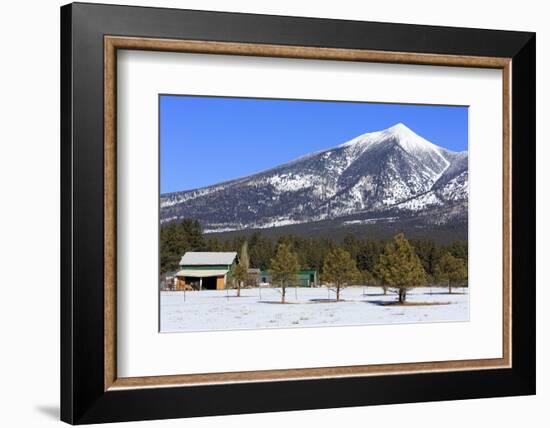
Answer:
top-left (175, 252), bottom-right (238, 290)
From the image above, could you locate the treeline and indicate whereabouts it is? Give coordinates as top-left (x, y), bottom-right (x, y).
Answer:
top-left (160, 219), bottom-right (468, 281)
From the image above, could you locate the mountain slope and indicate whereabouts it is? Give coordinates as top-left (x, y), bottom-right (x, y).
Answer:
top-left (160, 123), bottom-right (468, 234)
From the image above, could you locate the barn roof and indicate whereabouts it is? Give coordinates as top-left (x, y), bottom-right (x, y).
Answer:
top-left (179, 251), bottom-right (238, 266)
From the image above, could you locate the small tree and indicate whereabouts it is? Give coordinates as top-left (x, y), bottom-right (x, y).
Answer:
top-left (323, 248), bottom-right (360, 301)
top-left (240, 241), bottom-right (250, 271)
top-left (231, 241), bottom-right (250, 297)
top-left (232, 264), bottom-right (248, 297)
top-left (375, 233), bottom-right (427, 303)
top-left (435, 252), bottom-right (467, 293)
top-left (270, 243), bottom-right (300, 303)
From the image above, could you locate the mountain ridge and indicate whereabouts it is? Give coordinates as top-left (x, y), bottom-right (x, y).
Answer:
top-left (160, 123), bottom-right (468, 235)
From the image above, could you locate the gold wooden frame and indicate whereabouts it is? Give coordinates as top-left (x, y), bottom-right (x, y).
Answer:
top-left (104, 36), bottom-right (512, 391)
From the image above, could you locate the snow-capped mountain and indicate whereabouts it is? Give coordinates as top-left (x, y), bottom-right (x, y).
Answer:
top-left (160, 123), bottom-right (468, 233)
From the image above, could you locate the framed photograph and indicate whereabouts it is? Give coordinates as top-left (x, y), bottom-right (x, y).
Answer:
top-left (61, 2), bottom-right (535, 424)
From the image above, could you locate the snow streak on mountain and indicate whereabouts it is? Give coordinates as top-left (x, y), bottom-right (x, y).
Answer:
top-left (160, 123), bottom-right (468, 234)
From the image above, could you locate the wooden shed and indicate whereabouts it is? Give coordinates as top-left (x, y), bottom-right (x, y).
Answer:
top-left (175, 252), bottom-right (238, 290)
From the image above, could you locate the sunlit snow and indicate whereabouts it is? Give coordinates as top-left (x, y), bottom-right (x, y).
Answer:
top-left (160, 286), bottom-right (469, 333)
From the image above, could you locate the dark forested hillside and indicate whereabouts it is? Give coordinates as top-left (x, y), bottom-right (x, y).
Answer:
top-left (160, 218), bottom-right (467, 278)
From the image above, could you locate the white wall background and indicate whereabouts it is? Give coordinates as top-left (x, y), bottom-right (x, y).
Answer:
top-left (0, 1), bottom-right (545, 427)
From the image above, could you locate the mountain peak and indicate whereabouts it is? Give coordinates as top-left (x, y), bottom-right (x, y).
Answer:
top-left (384, 122), bottom-right (422, 141)
top-left (341, 123), bottom-right (434, 154)
top-left (382, 123), bottom-right (443, 156)
top-left (387, 122), bottom-right (409, 132)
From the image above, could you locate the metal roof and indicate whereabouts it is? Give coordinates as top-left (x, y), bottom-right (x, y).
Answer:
top-left (179, 251), bottom-right (238, 266)
top-left (176, 269), bottom-right (228, 278)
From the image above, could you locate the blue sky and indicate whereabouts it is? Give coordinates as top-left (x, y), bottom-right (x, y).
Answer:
top-left (160, 95), bottom-right (468, 194)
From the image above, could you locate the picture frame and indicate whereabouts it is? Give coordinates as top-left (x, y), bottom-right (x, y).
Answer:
top-left (60, 2), bottom-right (535, 424)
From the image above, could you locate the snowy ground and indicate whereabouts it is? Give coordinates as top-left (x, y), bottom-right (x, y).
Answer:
top-left (160, 286), bottom-right (469, 333)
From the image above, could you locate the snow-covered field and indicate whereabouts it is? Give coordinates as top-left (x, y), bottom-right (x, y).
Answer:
top-left (160, 286), bottom-right (469, 333)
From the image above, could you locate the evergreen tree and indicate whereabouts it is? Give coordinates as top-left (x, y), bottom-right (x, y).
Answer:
top-left (446, 241), bottom-right (468, 261)
top-left (232, 264), bottom-right (248, 297)
top-left (179, 218), bottom-right (206, 251)
top-left (357, 240), bottom-right (383, 272)
top-left (342, 234), bottom-right (360, 261)
top-left (435, 252), bottom-right (468, 293)
top-left (375, 233), bottom-right (427, 303)
top-left (159, 218), bottom-right (206, 274)
top-left (230, 241), bottom-right (250, 297)
top-left (240, 241), bottom-right (250, 270)
top-left (410, 239), bottom-right (440, 276)
top-left (248, 232), bottom-right (274, 270)
top-left (322, 248), bottom-right (360, 301)
top-left (160, 222), bottom-right (188, 273)
top-left (205, 236), bottom-right (222, 252)
top-left (270, 243), bottom-right (300, 303)
top-left (221, 239), bottom-right (233, 252)
top-left (372, 262), bottom-right (388, 295)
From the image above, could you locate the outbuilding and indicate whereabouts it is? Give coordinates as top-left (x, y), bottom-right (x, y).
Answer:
top-left (260, 269), bottom-right (318, 287)
top-left (175, 252), bottom-right (238, 290)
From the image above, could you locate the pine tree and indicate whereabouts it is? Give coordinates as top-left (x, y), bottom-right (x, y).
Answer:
top-left (410, 239), bottom-right (439, 276)
top-left (446, 241), bottom-right (468, 261)
top-left (270, 243), bottom-right (300, 303)
top-left (249, 232), bottom-right (274, 270)
top-left (240, 241), bottom-right (250, 270)
top-left (159, 218), bottom-right (207, 274)
top-left (373, 261), bottom-right (388, 295)
top-left (159, 221), bottom-right (189, 274)
top-left (435, 252), bottom-right (468, 293)
top-left (180, 219), bottom-right (206, 251)
top-left (357, 240), bottom-right (383, 272)
top-left (205, 237), bottom-right (222, 251)
top-left (342, 234), bottom-right (360, 261)
top-left (375, 233), bottom-right (427, 303)
top-left (232, 264), bottom-right (248, 297)
top-left (322, 248), bottom-right (360, 301)
top-left (229, 241), bottom-right (250, 297)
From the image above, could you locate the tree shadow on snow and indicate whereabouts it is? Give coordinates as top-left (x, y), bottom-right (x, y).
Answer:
top-left (423, 291), bottom-right (468, 296)
top-left (360, 293), bottom-right (389, 297)
top-left (208, 295), bottom-right (258, 299)
top-left (366, 300), bottom-right (451, 306)
top-left (257, 300), bottom-right (300, 305)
